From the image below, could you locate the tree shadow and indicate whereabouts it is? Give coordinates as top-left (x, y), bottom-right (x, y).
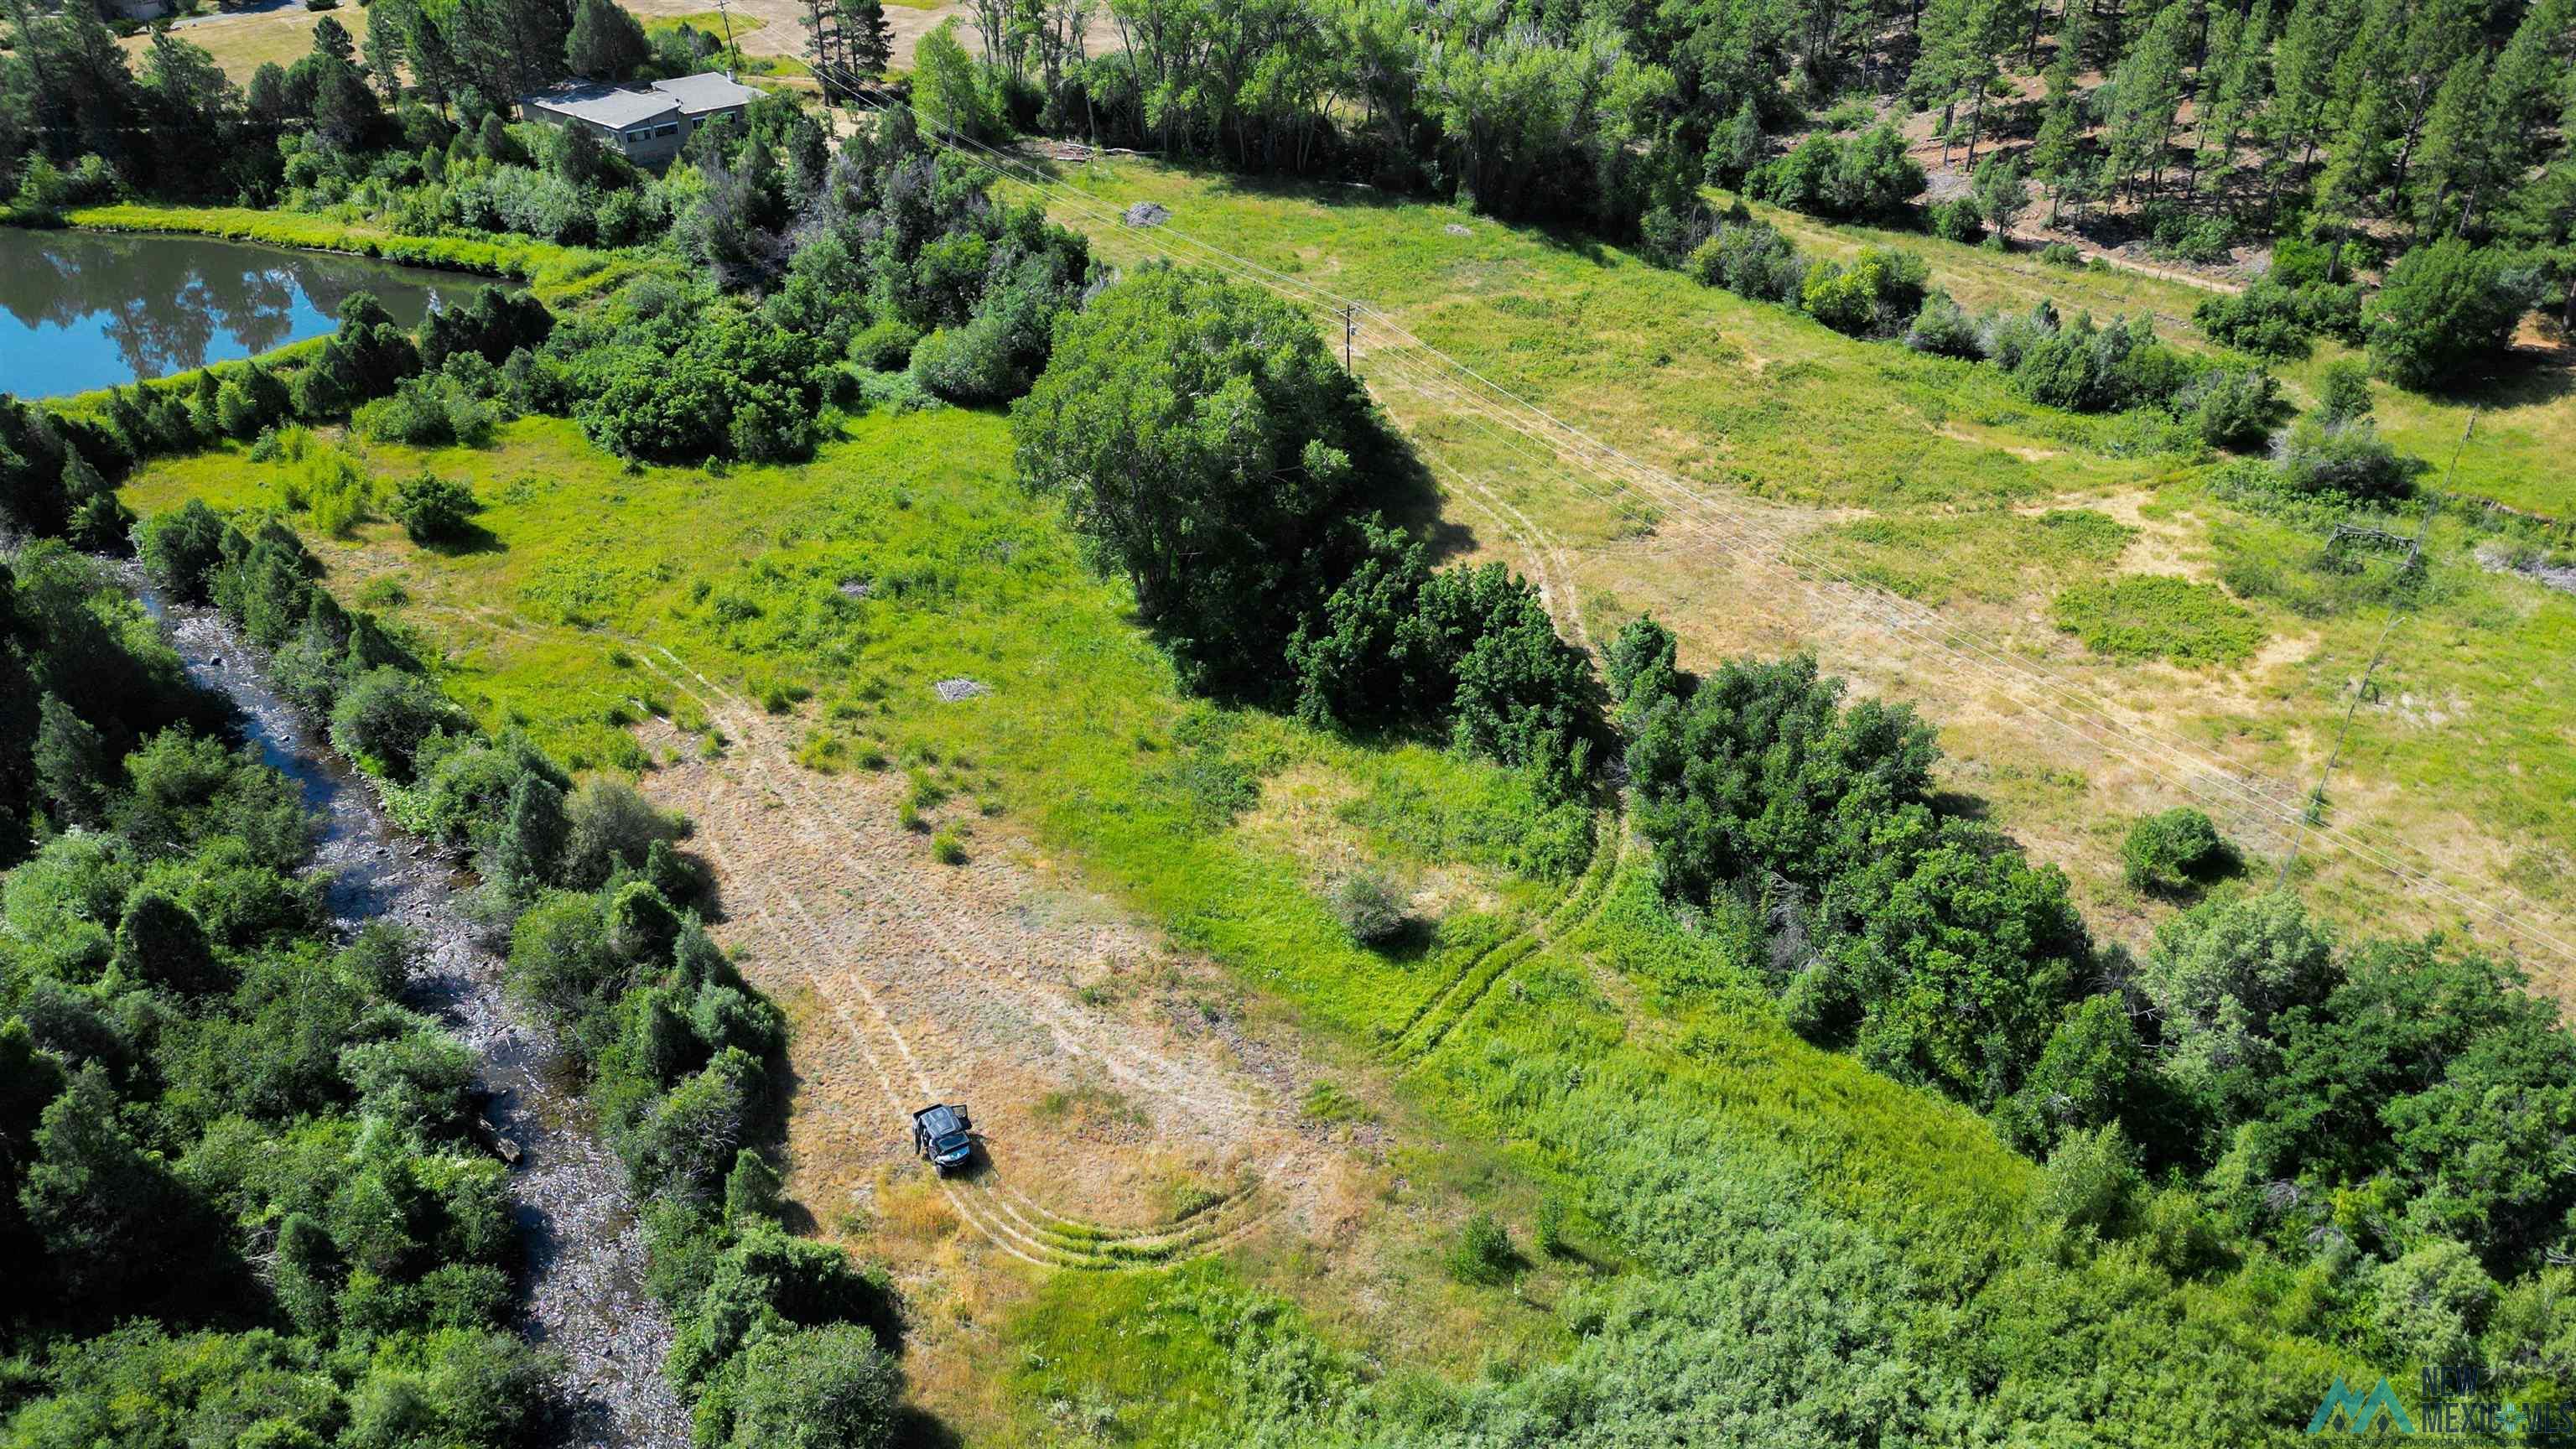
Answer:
top-left (891, 1407), bottom-right (966, 1449)
top-left (417, 520), bottom-right (506, 556)
top-left (2415, 340), bottom-right (2575, 411)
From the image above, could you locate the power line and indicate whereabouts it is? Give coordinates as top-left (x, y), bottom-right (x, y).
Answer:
top-left (821, 88), bottom-right (2576, 974)
top-left (2276, 413), bottom-right (2469, 886)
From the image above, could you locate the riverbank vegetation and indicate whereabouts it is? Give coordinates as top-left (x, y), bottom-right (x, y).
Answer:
top-left (0, 539), bottom-right (550, 1444)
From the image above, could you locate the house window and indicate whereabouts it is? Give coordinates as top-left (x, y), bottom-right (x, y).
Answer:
top-left (656, 123), bottom-right (679, 137)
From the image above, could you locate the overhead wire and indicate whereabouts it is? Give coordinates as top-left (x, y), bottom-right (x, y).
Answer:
top-left (819, 84), bottom-right (2576, 971)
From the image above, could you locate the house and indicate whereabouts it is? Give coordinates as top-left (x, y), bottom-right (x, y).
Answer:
top-left (517, 72), bottom-right (761, 165)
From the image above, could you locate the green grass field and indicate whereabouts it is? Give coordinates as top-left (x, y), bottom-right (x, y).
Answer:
top-left (105, 155), bottom-right (2570, 1440)
top-left (999, 154), bottom-right (2576, 995)
top-left (120, 389), bottom-right (2379, 1442)
top-left (118, 8), bottom-right (327, 83)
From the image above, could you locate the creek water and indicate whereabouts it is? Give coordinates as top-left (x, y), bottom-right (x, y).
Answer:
top-left (125, 568), bottom-right (687, 1449)
top-left (0, 228), bottom-right (463, 399)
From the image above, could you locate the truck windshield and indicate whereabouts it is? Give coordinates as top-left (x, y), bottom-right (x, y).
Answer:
top-left (935, 1133), bottom-right (969, 1152)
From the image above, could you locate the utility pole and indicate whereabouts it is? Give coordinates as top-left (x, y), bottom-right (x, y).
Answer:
top-left (714, 0), bottom-right (739, 79)
top-left (1341, 303), bottom-right (1355, 372)
top-left (2277, 411), bottom-right (2475, 886)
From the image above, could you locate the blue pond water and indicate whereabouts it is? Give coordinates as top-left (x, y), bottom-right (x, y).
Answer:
top-left (0, 226), bottom-right (460, 398)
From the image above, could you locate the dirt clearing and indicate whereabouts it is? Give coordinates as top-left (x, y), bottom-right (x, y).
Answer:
top-left (621, 647), bottom-right (1359, 1272)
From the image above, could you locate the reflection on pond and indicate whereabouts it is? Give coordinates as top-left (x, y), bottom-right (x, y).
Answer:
top-left (0, 227), bottom-right (462, 398)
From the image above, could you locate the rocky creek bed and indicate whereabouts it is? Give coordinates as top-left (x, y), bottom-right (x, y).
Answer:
top-left (127, 568), bottom-right (686, 1449)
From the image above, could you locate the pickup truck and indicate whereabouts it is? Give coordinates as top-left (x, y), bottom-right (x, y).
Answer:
top-left (911, 1104), bottom-right (974, 1174)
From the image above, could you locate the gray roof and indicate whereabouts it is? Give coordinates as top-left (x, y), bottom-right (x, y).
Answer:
top-left (524, 81), bottom-right (678, 130)
top-left (647, 72), bottom-right (763, 115)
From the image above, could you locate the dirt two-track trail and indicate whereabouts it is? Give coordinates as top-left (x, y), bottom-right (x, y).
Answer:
top-left (621, 647), bottom-right (1358, 1270)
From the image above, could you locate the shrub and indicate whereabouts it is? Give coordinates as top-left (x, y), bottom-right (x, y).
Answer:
top-left (2033, 1123), bottom-right (2141, 1238)
top-left (2039, 242), bottom-right (2083, 267)
top-left (1800, 247), bottom-right (1929, 337)
top-left (1932, 196), bottom-right (1985, 243)
top-left (330, 667), bottom-right (466, 780)
top-left (1758, 123), bottom-right (1923, 221)
top-left (1905, 293), bottom-right (1983, 358)
top-left (138, 499), bottom-right (228, 603)
top-left (562, 778), bottom-right (683, 889)
top-left (1686, 220), bottom-right (1807, 303)
top-left (2271, 417), bottom-right (2411, 501)
top-left (2176, 366), bottom-right (2281, 449)
top-left (356, 374), bottom-right (493, 448)
top-left (2122, 808), bottom-right (2228, 893)
top-left (215, 366), bottom-right (291, 439)
top-left (2318, 357), bottom-right (2374, 425)
top-left (1448, 1212), bottom-right (1520, 1285)
top-left (848, 316), bottom-right (920, 371)
top-left (1331, 869), bottom-right (1409, 947)
top-left (390, 472), bottom-right (476, 545)
top-left (722, 1323), bottom-right (902, 1449)
top-left (907, 316), bottom-right (1019, 403)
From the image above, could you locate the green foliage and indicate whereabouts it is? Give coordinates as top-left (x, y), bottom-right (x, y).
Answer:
top-left (2049, 575), bottom-right (2263, 667)
top-left (1799, 247), bottom-right (1930, 337)
top-left (723, 1324), bottom-right (903, 1449)
top-left (2033, 1122), bottom-right (2142, 1239)
top-left (2367, 240), bottom-right (2535, 391)
top-left (2122, 808), bottom-right (2229, 894)
top-left (911, 19), bottom-right (1005, 143)
top-left (1329, 868), bottom-right (1409, 947)
top-left (2270, 416), bottom-right (2412, 501)
top-left (390, 471), bottom-right (478, 545)
top-left (566, 0), bottom-right (651, 80)
top-left (2194, 276), bottom-right (2364, 359)
top-left (137, 499), bottom-right (228, 604)
top-left (331, 667), bottom-right (468, 781)
top-left (1446, 1210), bottom-right (1520, 1285)
top-left (1015, 267), bottom-right (1375, 692)
top-left (1758, 124), bottom-right (1925, 221)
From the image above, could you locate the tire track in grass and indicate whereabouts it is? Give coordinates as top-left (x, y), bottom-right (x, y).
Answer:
top-left (1391, 810), bottom-right (1629, 1067)
top-left (636, 646), bottom-right (1299, 1268)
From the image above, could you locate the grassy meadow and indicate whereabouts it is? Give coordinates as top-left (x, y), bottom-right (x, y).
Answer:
top-left (101, 153), bottom-right (2568, 1440)
top-left (1002, 154), bottom-right (2576, 990)
top-left (117, 386), bottom-right (2381, 1441)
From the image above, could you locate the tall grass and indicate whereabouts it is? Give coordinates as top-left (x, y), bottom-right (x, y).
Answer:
top-left (57, 204), bottom-right (646, 304)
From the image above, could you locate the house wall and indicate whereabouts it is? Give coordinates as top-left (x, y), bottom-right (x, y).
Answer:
top-left (517, 96), bottom-right (750, 169)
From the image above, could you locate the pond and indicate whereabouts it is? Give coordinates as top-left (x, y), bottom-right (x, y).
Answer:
top-left (0, 226), bottom-right (469, 400)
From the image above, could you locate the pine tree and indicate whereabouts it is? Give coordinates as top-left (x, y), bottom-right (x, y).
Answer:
top-left (2030, 13), bottom-right (2089, 224)
top-left (2189, 0), bottom-right (2271, 196)
top-left (2407, 52), bottom-right (2489, 236)
top-left (30, 692), bottom-right (106, 828)
top-left (482, 770), bottom-right (569, 898)
top-left (565, 0), bottom-right (649, 82)
top-left (840, 0), bottom-right (895, 80)
top-left (311, 13), bottom-right (356, 64)
top-left (20, 1065), bottom-right (189, 1306)
top-left (2102, 0), bottom-right (2190, 196)
top-left (2475, 0), bottom-right (2576, 223)
top-left (2262, 0), bottom-right (2351, 190)
top-left (802, 0), bottom-right (844, 83)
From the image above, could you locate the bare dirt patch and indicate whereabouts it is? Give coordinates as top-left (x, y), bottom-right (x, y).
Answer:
top-left (620, 653), bottom-right (1361, 1275)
